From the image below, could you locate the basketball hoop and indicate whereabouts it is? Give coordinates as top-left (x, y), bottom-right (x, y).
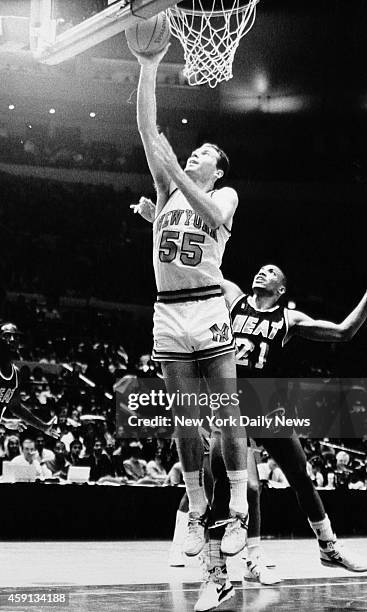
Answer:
top-left (167, 0), bottom-right (259, 88)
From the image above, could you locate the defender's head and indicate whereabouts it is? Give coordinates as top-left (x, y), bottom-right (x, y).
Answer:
top-left (252, 265), bottom-right (287, 299)
top-left (0, 322), bottom-right (20, 360)
top-left (185, 143), bottom-right (229, 188)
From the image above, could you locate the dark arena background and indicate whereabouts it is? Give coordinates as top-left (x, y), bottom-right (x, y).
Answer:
top-left (0, 1), bottom-right (366, 611)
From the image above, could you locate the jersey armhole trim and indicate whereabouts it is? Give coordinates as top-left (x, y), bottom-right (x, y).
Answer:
top-left (230, 293), bottom-right (247, 314)
top-left (154, 185), bottom-right (178, 221)
top-left (282, 307), bottom-right (290, 346)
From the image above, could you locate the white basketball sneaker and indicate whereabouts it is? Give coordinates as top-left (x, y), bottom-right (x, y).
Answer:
top-left (194, 566), bottom-right (235, 612)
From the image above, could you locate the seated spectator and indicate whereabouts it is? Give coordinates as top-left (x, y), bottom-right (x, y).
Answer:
top-left (35, 434), bottom-right (55, 464)
top-left (308, 457), bottom-right (325, 488)
top-left (324, 472), bottom-right (336, 490)
top-left (61, 423), bottom-right (84, 453)
top-left (4, 435), bottom-right (21, 461)
top-left (258, 454), bottom-right (289, 487)
top-left (0, 424), bottom-right (6, 458)
top-left (11, 438), bottom-right (52, 480)
top-left (164, 461), bottom-right (183, 486)
top-left (123, 442), bottom-right (147, 481)
top-left (146, 449), bottom-right (167, 484)
top-left (68, 439), bottom-right (90, 467)
top-left (89, 437), bottom-right (114, 481)
top-left (46, 441), bottom-right (70, 479)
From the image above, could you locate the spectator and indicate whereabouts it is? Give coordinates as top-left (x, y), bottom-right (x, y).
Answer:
top-left (258, 454), bottom-right (289, 487)
top-left (308, 457), bottom-right (325, 488)
top-left (46, 441), bottom-right (70, 479)
top-left (35, 434), bottom-right (55, 464)
top-left (89, 437), bottom-right (114, 481)
top-left (123, 441), bottom-right (147, 481)
top-left (61, 423), bottom-right (84, 453)
top-left (4, 435), bottom-right (21, 461)
top-left (164, 461), bottom-right (183, 486)
top-left (11, 438), bottom-right (52, 480)
top-left (0, 425), bottom-right (6, 458)
top-left (68, 439), bottom-right (89, 467)
top-left (146, 449), bottom-right (167, 484)
top-left (324, 472), bottom-right (336, 490)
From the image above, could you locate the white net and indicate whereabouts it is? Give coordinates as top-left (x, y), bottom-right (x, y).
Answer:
top-left (167, 0), bottom-right (259, 88)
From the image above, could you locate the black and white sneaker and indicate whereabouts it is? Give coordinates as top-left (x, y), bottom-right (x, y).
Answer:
top-left (320, 540), bottom-right (367, 572)
top-left (194, 566), bottom-right (234, 612)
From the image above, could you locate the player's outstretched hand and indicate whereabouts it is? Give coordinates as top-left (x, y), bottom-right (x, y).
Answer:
top-left (127, 43), bottom-right (170, 66)
top-left (130, 197), bottom-right (156, 222)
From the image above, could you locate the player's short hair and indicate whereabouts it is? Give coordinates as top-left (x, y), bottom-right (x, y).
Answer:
top-left (203, 143), bottom-right (230, 184)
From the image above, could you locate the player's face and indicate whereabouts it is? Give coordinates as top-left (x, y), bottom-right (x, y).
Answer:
top-left (185, 145), bottom-right (221, 183)
top-left (0, 324), bottom-right (20, 359)
top-left (252, 265), bottom-right (286, 296)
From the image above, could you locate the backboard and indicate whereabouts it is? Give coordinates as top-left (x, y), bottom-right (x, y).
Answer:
top-left (30, 0), bottom-right (177, 65)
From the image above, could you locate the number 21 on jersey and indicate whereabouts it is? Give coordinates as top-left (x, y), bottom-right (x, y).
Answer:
top-left (235, 338), bottom-right (269, 369)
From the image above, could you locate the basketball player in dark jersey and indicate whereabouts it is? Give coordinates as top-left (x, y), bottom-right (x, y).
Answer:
top-left (0, 322), bottom-right (58, 438)
top-left (195, 265), bottom-right (367, 611)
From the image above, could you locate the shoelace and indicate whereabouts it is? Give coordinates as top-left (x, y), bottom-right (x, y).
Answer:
top-left (225, 517), bottom-right (244, 537)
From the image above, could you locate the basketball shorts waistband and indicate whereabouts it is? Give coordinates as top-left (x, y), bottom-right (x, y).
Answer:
top-left (156, 285), bottom-right (223, 304)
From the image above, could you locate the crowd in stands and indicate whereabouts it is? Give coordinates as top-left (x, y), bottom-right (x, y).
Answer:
top-left (0, 291), bottom-right (365, 488)
top-left (257, 442), bottom-right (367, 491)
top-left (0, 129), bottom-right (149, 174)
top-left (1, 119), bottom-right (367, 182)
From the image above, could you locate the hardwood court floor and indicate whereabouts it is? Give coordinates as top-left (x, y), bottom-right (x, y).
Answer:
top-left (0, 538), bottom-right (366, 611)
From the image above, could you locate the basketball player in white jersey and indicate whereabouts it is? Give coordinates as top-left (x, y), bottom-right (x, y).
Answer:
top-left (130, 45), bottom-right (248, 557)
top-left (0, 322), bottom-right (58, 438)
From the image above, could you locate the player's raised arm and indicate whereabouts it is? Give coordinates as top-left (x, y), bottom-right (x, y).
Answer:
top-left (288, 290), bottom-right (367, 341)
top-left (131, 47), bottom-right (171, 198)
top-left (221, 279), bottom-right (243, 309)
top-left (152, 134), bottom-right (238, 228)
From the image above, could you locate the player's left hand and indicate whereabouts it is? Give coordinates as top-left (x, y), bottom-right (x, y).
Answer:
top-left (153, 133), bottom-right (182, 178)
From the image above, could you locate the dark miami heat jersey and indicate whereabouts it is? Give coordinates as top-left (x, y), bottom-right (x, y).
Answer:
top-left (0, 363), bottom-right (18, 420)
top-left (230, 294), bottom-right (289, 376)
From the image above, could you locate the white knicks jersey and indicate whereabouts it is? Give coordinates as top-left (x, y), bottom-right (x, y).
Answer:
top-left (153, 189), bottom-right (231, 293)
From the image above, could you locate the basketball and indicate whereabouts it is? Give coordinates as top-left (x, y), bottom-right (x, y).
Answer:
top-left (126, 12), bottom-right (171, 56)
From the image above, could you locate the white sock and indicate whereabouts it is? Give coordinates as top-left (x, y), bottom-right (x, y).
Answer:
top-left (182, 471), bottom-right (207, 516)
top-left (227, 469), bottom-right (248, 516)
top-left (309, 514), bottom-right (335, 542)
top-left (171, 510), bottom-right (188, 548)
